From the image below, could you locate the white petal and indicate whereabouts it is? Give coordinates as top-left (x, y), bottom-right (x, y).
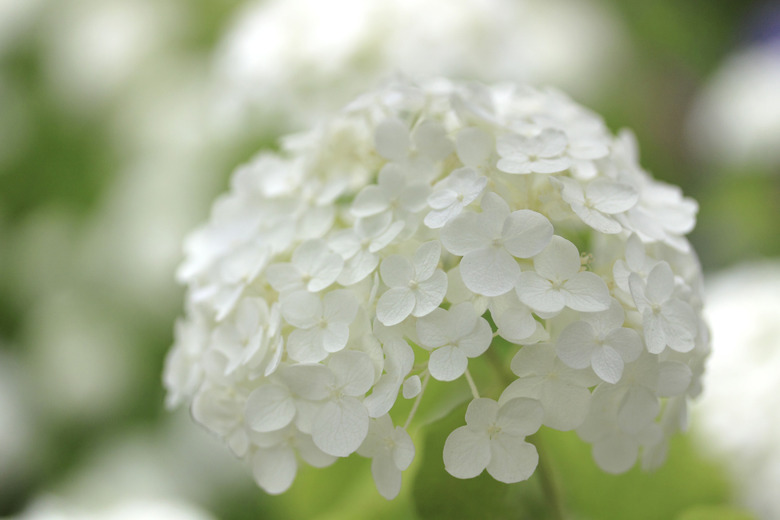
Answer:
top-left (323, 289), bottom-right (359, 323)
top-left (413, 240), bottom-right (442, 281)
top-left (441, 212), bottom-right (490, 256)
top-left (656, 361), bottom-right (692, 397)
top-left (456, 127), bottom-right (493, 167)
top-left (592, 436), bottom-right (637, 474)
top-left (443, 426), bottom-right (490, 479)
top-left (375, 117), bottom-right (410, 161)
top-left (497, 398), bottom-right (544, 436)
top-left (511, 344), bottom-right (555, 377)
top-left (502, 210), bottom-right (554, 259)
top-left (429, 345), bottom-right (468, 381)
top-left (352, 185), bottom-right (389, 217)
top-left (591, 346), bottom-right (625, 384)
top-left (661, 301), bottom-right (697, 352)
top-left (416, 308), bottom-right (450, 349)
top-left (402, 375), bottom-right (422, 399)
top-left (279, 363), bottom-right (334, 400)
top-left (574, 206), bottom-right (623, 234)
top-left (646, 262), bottom-right (675, 304)
top-left (322, 322), bottom-right (351, 354)
top-left (377, 287), bottom-right (416, 326)
top-left (287, 328), bottom-right (327, 363)
top-left (266, 263), bottom-right (303, 293)
top-left (457, 317), bottom-right (492, 358)
top-left (413, 120), bottom-right (453, 160)
top-left (380, 254), bottom-right (413, 288)
top-left (585, 179), bottom-right (638, 214)
top-left (412, 270), bottom-right (447, 317)
top-left (556, 321), bottom-right (596, 369)
top-left (460, 247), bottom-right (520, 297)
top-left (464, 398), bottom-right (500, 429)
top-left (604, 328), bottom-right (642, 362)
top-left (642, 311), bottom-right (667, 354)
top-left (618, 387), bottom-right (659, 434)
top-left (563, 272), bottom-right (611, 312)
top-left (531, 157), bottom-right (570, 174)
top-left (533, 236), bottom-right (581, 281)
top-left (313, 398), bottom-right (369, 457)
top-left (392, 427), bottom-right (416, 470)
top-left (245, 384), bottom-right (296, 433)
top-left (371, 455), bottom-right (403, 500)
top-left (339, 249), bottom-right (379, 285)
top-left (328, 350), bottom-right (376, 396)
top-left (281, 291), bottom-right (321, 328)
top-left (516, 271), bottom-right (563, 313)
top-left (487, 435), bottom-right (539, 483)
top-left (252, 446), bottom-right (297, 495)
top-left (539, 381), bottom-right (591, 431)
top-left (296, 432), bottom-right (337, 468)
top-left (308, 253), bottom-right (344, 293)
top-left (427, 188), bottom-right (458, 210)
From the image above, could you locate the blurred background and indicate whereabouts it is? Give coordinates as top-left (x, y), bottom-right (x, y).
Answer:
top-left (0, 0), bottom-right (779, 518)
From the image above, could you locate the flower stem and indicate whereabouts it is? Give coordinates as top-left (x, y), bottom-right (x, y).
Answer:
top-left (464, 368), bottom-right (480, 399)
top-left (403, 371), bottom-right (430, 430)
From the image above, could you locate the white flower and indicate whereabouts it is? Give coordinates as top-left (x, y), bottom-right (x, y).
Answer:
top-left (416, 303), bottom-right (492, 381)
top-left (265, 239), bottom-right (344, 293)
top-left (358, 415), bottom-right (415, 499)
top-left (168, 78), bottom-right (709, 496)
top-left (552, 176), bottom-right (638, 234)
top-left (281, 289), bottom-right (359, 362)
top-left (503, 344), bottom-right (598, 431)
top-left (424, 167), bottom-right (487, 229)
top-left (441, 192), bottom-right (553, 296)
top-left (376, 240), bottom-right (447, 326)
top-left (443, 397), bottom-right (543, 482)
top-left (251, 425), bottom-right (335, 494)
top-left (629, 262), bottom-right (697, 354)
top-left (496, 129), bottom-right (571, 174)
top-left (516, 235), bottom-right (610, 313)
top-left (556, 299), bottom-right (642, 383)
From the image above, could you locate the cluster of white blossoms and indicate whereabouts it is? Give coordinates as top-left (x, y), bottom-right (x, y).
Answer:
top-left (164, 78), bottom-right (709, 499)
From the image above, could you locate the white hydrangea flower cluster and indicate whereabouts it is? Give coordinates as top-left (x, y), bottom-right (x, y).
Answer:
top-left (164, 78), bottom-right (709, 499)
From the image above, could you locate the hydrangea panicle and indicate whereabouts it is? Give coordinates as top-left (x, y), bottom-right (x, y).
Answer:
top-left (165, 78), bottom-right (708, 499)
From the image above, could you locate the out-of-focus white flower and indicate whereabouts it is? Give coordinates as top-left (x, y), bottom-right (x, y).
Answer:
top-left (210, 0), bottom-right (629, 138)
top-left (12, 497), bottom-right (216, 520)
top-left (687, 42), bottom-right (780, 169)
top-left (0, 351), bottom-right (36, 489)
top-left (166, 79), bottom-right (708, 500)
top-left (694, 263), bottom-right (780, 519)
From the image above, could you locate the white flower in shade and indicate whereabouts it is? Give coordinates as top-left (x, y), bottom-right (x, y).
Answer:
top-left (329, 211), bottom-right (403, 285)
top-left (251, 425), bottom-right (336, 494)
top-left (551, 176), bottom-right (638, 234)
top-left (503, 344), bottom-right (598, 431)
top-left (416, 303), bottom-right (492, 381)
top-left (496, 129), bottom-right (571, 174)
top-left (358, 415), bottom-right (415, 499)
top-left (629, 262), bottom-right (697, 354)
top-left (424, 167), bottom-right (488, 229)
top-left (556, 299), bottom-right (642, 384)
top-left (351, 163), bottom-right (430, 222)
top-left (167, 78), bottom-right (708, 498)
top-left (265, 239), bottom-right (344, 294)
top-left (441, 193), bottom-right (553, 297)
top-left (443, 397), bottom-right (543, 482)
top-left (612, 233), bottom-right (658, 296)
top-left (376, 241), bottom-right (447, 326)
top-left (281, 289), bottom-right (358, 362)
top-left (516, 235), bottom-right (610, 313)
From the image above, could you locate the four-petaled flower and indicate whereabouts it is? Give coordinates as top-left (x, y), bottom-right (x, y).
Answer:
top-left (443, 397), bottom-right (543, 482)
top-left (441, 193), bottom-right (553, 297)
top-left (496, 129), bottom-right (571, 174)
top-left (376, 240), bottom-right (448, 326)
top-left (358, 415), bottom-right (416, 500)
top-left (416, 303), bottom-right (492, 381)
top-left (516, 235), bottom-right (610, 314)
